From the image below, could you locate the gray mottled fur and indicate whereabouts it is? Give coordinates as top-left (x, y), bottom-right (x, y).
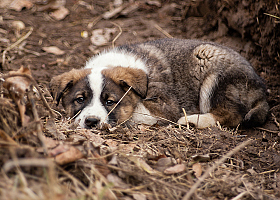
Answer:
top-left (117, 38), bottom-right (268, 127)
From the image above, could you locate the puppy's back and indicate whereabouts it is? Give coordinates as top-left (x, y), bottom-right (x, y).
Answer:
top-left (119, 39), bottom-right (268, 127)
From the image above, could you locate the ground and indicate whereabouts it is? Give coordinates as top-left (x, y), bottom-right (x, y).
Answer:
top-left (0, 0), bottom-right (280, 199)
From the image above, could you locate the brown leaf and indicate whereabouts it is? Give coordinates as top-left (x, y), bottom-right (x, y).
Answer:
top-left (102, 4), bottom-right (126, 19)
top-left (36, 0), bottom-right (66, 11)
top-left (91, 151), bottom-right (111, 177)
top-left (119, 143), bottom-right (136, 153)
top-left (164, 164), bottom-right (186, 175)
top-left (191, 154), bottom-right (210, 162)
top-left (82, 129), bottom-right (105, 147)
top-left (42, 46), bottom-right (65, 55)
top-left (8, 0), bottom-right (33, 11)
top-left (154, 157), bottom-right (173, 172)
top-left (132, 193), bottom-right (147, 200)
top-left (45, 118), bottom-right (66, 140)
top-left (90, 28), bottom-right (116, 46)
top-left (107, 173), bottom-right (129, 189)
top-left (54, 146), bottom-right (85, 165)
top-left (3, 66), bottom-right (33, 126)
top-left (192, 163), bottom-right (203, 178)
top-left (50, 6), bottom-right (69, 20)
top-left (49, 144), bottom-right (69, 157)
top-left (129, 157), bottom-right (161, 176)
top-left (106, 139), bottom-right (118, 151)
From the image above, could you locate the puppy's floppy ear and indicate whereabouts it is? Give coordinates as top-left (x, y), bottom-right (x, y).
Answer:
top-left (50, 68), bottom-right (91, 106)
top-left (102, 66), bottom-right (148, 98)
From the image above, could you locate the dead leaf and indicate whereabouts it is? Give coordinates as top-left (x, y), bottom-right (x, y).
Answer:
top-left (119, 143), bottom-right (136, 153)
top-left (107, 173), bottom-right (129, 189)
top-left (91, 151), bottom-right (111, 177)
top-left (108, 154), bottom-right (118, 165)
top-left (192, 163), bottom-right (203, 178)
top-left (106, 139), bottom-right (119, 151)
top-left (42, 135), bottom-right (59, 149)
top-left (36, 0), bottom-right (66, 11)
top-left (191, 154), bottom-right (210, 163)
top-left (164, 164), bottom-right (186, 175)
top-left (153, 157), bottom-right (173, 172)
top-left (102, 4), bottom-right (126, 19)
top-left (8, 0), bottom-right (34, 11)
top-left (3, 66), bottom-right (33, 126)
top-left (76, 129), bottom-right (105, 147)
top-left (50, 6), bottom-right (69, 20)
top-left (42, 46), bottom-right (65, 55)
top-left (247, 168), bottom-right (257, 175)
top-left (129, 157), bottom-right (161, 176)
top-left (90, 28), bottom-right (116, 46)
top-left (132, 193), bottom-right (147, 200)
top-left (45, 118), bottom-right (66, 140)
top-left (54, 146), bottom-right (84, 165)
top-left (121, 2), bottom-right (139, 16)
top-left (49, 144), bottom-right (69, 157)
top-left (146, 0), bottom-right (161, 7)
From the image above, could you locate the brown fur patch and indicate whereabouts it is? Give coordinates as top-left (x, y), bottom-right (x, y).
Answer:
top-left (100, 76), bottom-right (141, 125)
top-left (101, 67), bottom-right (148, 98)
top-left (50, 68), bottom-right (91, 105)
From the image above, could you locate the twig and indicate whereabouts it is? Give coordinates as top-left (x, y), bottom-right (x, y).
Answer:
top-left (241, 174), bottom-right (257, 199)
top-left (231, 191), bottom-right (248, 200)
top-left (182, 108), bottom-right (190, 129)
top-left (104, 86), bottom-right (132, 122)
top-left (27, 86), bottom-right (47, 154)
top-left (182, 139), bottom-right (253, 200)
top-left (264, 13), bottom-right (280, 20)
top-left (2, 27), bottom-right (33, 67)
top-left (3, 158), bottom-right (54, 172)
top-left (256, 127), bottom-right (279, 134)
top-left (271, 113), bottom-right (280, 129)
top-left (154, 24), bottom-right (173, 38)
top-left (110, 22), bottom-right (122, 48)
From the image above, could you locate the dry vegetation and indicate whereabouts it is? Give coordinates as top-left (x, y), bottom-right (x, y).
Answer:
top-left (0, 0), bottom-right (280, 199)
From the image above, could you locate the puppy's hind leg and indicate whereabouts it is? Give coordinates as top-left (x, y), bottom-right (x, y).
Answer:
top-left (178, 113), bottom-right (216, 129)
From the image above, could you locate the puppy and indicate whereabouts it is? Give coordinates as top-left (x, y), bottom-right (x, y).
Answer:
top-left (50, 38), bottom-right (269, 129)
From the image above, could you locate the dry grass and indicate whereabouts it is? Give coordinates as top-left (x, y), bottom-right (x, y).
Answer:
top-left (0, 0), bottom-right (279, 199)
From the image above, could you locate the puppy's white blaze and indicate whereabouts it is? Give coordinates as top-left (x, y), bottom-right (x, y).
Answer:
top-left (199, 74), bottom-right (217, 113)
top-left (85, 50), bottom-right (148, 73)
top-left (132, 103), bottom-right (158, 125)
top-left (75, 69), bottom-right (108, 128)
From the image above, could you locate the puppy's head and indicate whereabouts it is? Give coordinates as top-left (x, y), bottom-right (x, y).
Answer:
top-left (50, 66), bottom-right (148, 128)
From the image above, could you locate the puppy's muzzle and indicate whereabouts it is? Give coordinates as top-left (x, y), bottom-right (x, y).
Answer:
top-left (85, 116), bottom-right (100, 128)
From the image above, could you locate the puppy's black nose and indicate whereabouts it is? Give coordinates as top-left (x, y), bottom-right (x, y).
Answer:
top-left (85, 116), bottom-right (100, 128)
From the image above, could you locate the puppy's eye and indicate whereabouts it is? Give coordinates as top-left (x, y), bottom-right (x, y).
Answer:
top-left (106, 100), bottom-right (115, 106)
top-left (75, 96), bottom-right (85, 104)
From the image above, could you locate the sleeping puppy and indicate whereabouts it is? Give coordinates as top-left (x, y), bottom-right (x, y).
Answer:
top-left (50, 38), bottom-right (269, 129)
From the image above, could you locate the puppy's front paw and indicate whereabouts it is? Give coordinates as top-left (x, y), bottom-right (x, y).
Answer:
top-left (178, 113), bottom-right (216, 129)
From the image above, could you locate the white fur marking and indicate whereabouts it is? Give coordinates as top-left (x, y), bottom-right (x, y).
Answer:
top-left (178, 113), bottom-right (216, 128)
top-left (85, 50), bottom-right (148, 73)
top-left (199, 74), bottom-right (217, 113)
top-left (132, 103), bottom-right (158, 125)
top-left (75, 69), bottom-right (108, 128)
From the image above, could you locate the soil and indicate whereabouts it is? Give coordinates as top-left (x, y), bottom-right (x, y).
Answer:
top-left (0, 0), bottom-right (279, 199)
